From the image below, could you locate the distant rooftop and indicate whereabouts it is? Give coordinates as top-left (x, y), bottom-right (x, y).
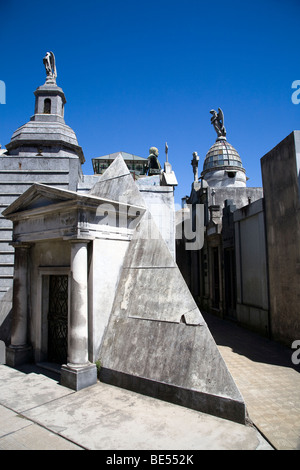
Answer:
top-left (92, 151), bottom-right (148, 162)
top-left (92, 151), bottom-right (148, 178)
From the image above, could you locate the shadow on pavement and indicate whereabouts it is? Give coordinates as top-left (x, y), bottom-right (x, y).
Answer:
top-left (15, 363), bottom-right (61, 382)
top-left (202, 311), bottom-right (300, 373)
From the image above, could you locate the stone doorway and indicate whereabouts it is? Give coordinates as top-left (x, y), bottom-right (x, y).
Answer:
top-left (47, 275), bottom-right (68, 364)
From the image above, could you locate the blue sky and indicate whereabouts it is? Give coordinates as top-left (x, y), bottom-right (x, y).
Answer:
top-left (0, 0), bottom-right (300, 205)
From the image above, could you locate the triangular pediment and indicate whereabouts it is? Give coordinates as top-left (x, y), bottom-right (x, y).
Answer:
top-left (2, 183), bottom-right (78, 218)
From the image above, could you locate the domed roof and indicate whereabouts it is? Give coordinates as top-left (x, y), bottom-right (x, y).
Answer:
top-left (8, 119), bottom-right (80, 148)
top-left (202, 137), bottom-right (244, 176)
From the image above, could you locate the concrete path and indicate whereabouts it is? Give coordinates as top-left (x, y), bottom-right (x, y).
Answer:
top-left (0, 363), bottom-right (271, 451)
top-left (2, 311), bottom-right (296, 451)
top-left (203, 312), bottom-right (300, 450)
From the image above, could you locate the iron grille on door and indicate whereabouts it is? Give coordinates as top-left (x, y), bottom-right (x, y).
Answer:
top-left (47, 275), bottom-right (68, 364)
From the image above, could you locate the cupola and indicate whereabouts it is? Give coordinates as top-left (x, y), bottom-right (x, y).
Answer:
top-left (201, 108), bottom-right (246, 188)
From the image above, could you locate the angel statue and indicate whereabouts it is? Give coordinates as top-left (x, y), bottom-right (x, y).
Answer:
top-left (210, 108), bottom-right (226, 138)
top-left (43, 51), bottom-right (57, 82)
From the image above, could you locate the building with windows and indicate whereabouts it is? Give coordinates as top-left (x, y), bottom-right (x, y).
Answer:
top-left (92, 152), bottom-right (148, 179)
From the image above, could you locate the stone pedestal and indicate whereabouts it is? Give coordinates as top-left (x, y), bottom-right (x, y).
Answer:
top-left (6, 345), bottom-right (32, 367)
top-left (60, 240), bottom-right (97, 390)
top-left (60, 362), bottom-right (97, 391)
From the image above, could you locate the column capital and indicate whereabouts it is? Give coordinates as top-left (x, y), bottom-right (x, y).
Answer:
top-left (63, 236), bottom-right (93, 244)
top-left (10, 241), bottom-right (33, 249)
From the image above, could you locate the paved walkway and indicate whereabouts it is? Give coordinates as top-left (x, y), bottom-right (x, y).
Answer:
top-left (203, 311), bottom-right (300, 450)
top-left (1, 313), bottom-right (299, 451)
top-left (0, 363), bottom-right (271, 451)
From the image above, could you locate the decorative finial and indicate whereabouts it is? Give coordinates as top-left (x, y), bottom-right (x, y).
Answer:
top-left (43, 51), bottom-right (57, 83)
top-left (191, 151), bottom-right (199, 182)
top-left (210, 108), bottom-right (226, 139)
top-left (165, 142), bottom-right (169, 162)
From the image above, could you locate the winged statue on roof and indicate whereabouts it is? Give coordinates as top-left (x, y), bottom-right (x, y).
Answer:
top-left (210, 108), bottom-right (226, 138)
top-left (43, 51), bottom-right (57, 81)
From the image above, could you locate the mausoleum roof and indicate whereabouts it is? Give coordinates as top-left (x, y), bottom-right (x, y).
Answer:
top-left (202, 137), bottom-right (245, 176)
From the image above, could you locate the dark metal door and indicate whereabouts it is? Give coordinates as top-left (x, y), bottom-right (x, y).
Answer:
top-left (47, 275), bottom-right (68, 364)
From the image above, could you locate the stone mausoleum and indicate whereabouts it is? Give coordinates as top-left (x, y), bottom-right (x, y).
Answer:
top-left (177, 108), bottom-right (300, 346)
top-left (0, 53), bottom-right (248, 424)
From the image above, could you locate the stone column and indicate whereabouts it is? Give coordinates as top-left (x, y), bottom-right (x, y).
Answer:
top-left (60, 240), bottom-right (97, 391)
top-left (6, 243), bottom-right (32, 367)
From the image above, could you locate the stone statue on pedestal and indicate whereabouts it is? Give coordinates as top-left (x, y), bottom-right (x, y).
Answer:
top-left (43, 51), bottom-right (57, 82)
top-left (147, 147), bottom-right (161, 175)
top-left (210, 108), bottom-right (226, 138)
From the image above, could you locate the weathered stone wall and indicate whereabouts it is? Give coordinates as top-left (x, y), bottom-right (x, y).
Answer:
top-left (89, 238), bottom-right (130, 361)
top-left (137, 176), bottom-right (176, 259)
top-left (234, 198), bottom-right (269, 335)
top-left (261, 131), bottom-right (300, 345)
top-left (208, 186), bottom-right (263, 210)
